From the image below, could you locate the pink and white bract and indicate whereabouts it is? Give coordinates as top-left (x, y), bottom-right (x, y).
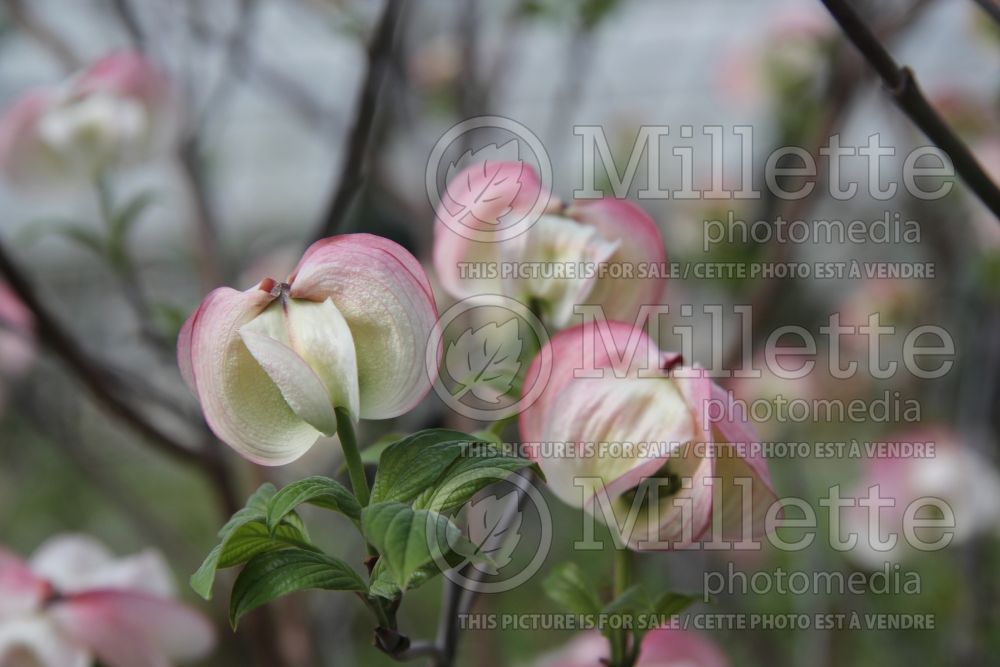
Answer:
top-left (179, 233), bottom-right (440, 465)
top-left (520, 320), bottom-right (777, 551)
top-left (533, 628), bottom-right (729, 667)
top-left (0, 534), bottom-right (214, 667)
top-left (843, 427), bottom-right (1000, 567)
top-left (433, 162), bottom-right (666, 329)
top-left (0, 51), bottom-right (174, 192)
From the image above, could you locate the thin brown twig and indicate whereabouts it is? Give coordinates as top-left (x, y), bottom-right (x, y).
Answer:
top-left (185, 14), bottom-right (332, 132)
top-left (971, 0), bottom-right (1000, 26)
top-left (2, 0), bottom-right (81, 70)
top-left (819, 0), bottom-right (1000, 220)
top-left (0, 239), bottom-right (204, 467)
top-left (108, 0), bottom-right (146, 48)
top-left (722, 0), bottom-right (935, 372)
top-left (13, 386), bottom-right (197, 565)
top-left (195, 0), bottom-right (258, 132)
top-left (313, 0), bottom-right (407, 240)
top-left (177, 137), bottom-right (224, 288)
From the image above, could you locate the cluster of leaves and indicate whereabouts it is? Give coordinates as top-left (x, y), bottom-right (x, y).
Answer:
top-left (192, 429), bottom-right (539, 629)
top-left (543, 563), bottom-right (697, 666)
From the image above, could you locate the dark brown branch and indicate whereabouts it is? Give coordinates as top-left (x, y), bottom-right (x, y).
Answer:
top-left (195, 0), bottom-right (258, 132)
top-left (0, 239), bottom-right (204, 467)
top-left (722, 1), bottom-right (933, 372)
top-left (178, 137), bottom-right (224, 288)
top-left (971, 0), bottom-right (1000, 26)
top-left (819, 0), bottom-right (1000, 221)
top-left (14, 387), bottom-right (197, 564)
top-left (312, 0), bottom-right (407, 240)
top-left (3, 0), bottom-right (81, 69)
top-left (186, 15), bottom-right (332, 133)
top-left (109, 0), bottom-right (145, 48)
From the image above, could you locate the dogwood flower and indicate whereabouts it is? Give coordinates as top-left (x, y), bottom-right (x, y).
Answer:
top-left (0, 534), bottom-right (214, 667)
top-left (520, 321), bottom-right (777, 550)
top-left (433, 161), bottom-right (666, 329)
top-left (533, 628), bottom-right (729, 667)
top-left (843, 427), bottom-right (1000, 568)
top-left (0, 51), bottom-right (174, 192)
top-left (179, 233), bottom-right (439, 465)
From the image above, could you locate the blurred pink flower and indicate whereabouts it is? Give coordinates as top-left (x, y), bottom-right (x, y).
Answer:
top-left (179, 233), bottom-right (439, 465)
top-left (836, 277), bottom-right (925, 351)
top-left (0, 534), bottom-right (214, 667)
top-left (843, 427), bottom-right (1000, 568)
top-left (433, 162), bottom-right (666, 329)
top-left (519, 321), bottom-right (777, 551)
top-left (0, 51), bottom-right (175, 193)
top-left (717, 8), bottom-right (834, 108)
top-left (533, 628), bottom-right (729, 667)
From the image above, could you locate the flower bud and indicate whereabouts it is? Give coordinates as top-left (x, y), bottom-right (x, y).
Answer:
top-left (178, 234), bottom-right (439, 465)
top-left (520, 321), bottom-right (777, 550)
top-left (433, 162), bottom-right (666, 329)
top-left (0, 52), bottom-right (174, 192)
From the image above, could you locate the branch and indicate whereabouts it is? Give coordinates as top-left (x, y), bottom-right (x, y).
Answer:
top-left (0, 239), bottom-right (205, 467)
top-left (722, 2), bottom-right (933, 372)
top-left (177, 137), bottom-right (224, 288)
top-left (14, 386), bottom-right (198, 564)
top-left (195, 0), bottom-right (259, 132)
top-left (2, 0), bottom-right (81, 69)
top-left (108, 0), bottom-right (146, 48)
top-left (312, 0), bottom-right (407, 240)
top-left (438, 471), bottom-right (535, 666)
top-left (819, 0), bottom-right (1000, 221)
top-left (971, 0), bottom-right (1000, 26)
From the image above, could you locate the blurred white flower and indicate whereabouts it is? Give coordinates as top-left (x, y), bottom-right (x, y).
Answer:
top-left (844, 428), bottom-right (1000, 568)
top-left (0, 534), bottom-right (215, 667)
top-left (0, 52), bottom-right (176, 193)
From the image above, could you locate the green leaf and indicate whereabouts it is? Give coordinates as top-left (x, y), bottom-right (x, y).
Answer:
top-left (602, 585), bottom-right (649, 616)
top-left (191, 484), bottom-right (311, 600)
top-left (109, 190), bottom-right (156, 243)
top-left (191, 521), bottom-right (316, 599)
top-left (218, 483), bottom-right (277, 537)
top-left (361, 502), bottom-right (463, 591)
top-left (367, 558), bottom-right (440, 599)
top-left (266, 476), bottom-right (362, 532)
top-left (543, 563), bottom-right (603, 617)
top-left (369, 430), bottom-right (481, 505)
top-left (652, 591), bottom-right (698, 617)
top-left (55, 226), bottom-right (108, 259)
top-left (229, 548), bottom-right (366, 628)
top-left (413, 441), bottom-right (538, 514)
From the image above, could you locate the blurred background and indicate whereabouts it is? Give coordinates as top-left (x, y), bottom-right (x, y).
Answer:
top-left (0, 0), bottom-right (998, 665)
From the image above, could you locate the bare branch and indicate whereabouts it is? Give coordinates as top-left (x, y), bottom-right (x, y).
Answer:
top-left (313, 0), bottom-right (407, 240)
top-left (109, 0), bottom-right (146, 48)
top-left (819, 0), bottom-right (1000, 221)
top-left (0, 239), bottom-right (204, 466)
top-left (3, 0), bottom-right (81, 70)
top-left (971, 0), bottom-right (1000, 26)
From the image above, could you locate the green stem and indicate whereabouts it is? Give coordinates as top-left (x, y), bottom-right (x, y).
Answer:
top-left (613, 548), bottom-right (630, 599)
top-left (610, 548), bottom-right (633, 667)
top-left (335, 407), bottom-right (370, 507)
